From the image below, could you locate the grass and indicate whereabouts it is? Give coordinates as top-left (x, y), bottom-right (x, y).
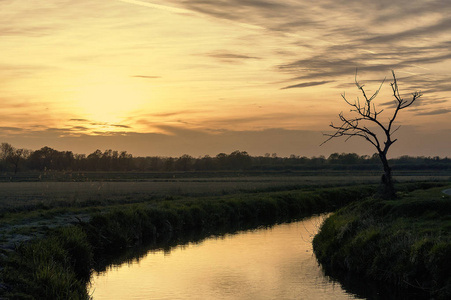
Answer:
top-left (1, 184), bottom-right (378, 299)
top-left (313, 185), bottom-right (451, 299)
top-left (2, 226), bottom-right (92, 299)
top-left (1, 172), bottom-right (448, 212)
top-left (0, 176), bottom-right (448, 299)
top-left (80, 185), bottom-right (378, 256)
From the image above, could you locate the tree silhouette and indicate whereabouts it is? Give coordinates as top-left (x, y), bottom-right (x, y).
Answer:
top-left (0, 142), bottom-right (28, 173)
top-left (322, 71), bottom-right (422, 199)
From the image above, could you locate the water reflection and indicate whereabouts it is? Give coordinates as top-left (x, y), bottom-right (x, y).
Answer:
top-left (90, 215), bottom-right (360, 299)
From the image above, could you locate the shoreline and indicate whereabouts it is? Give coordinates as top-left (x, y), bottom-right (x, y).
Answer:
top-left (1, 181), bottom-right (447, 299)
top-left (313, 184), bottom-right (451, 299)
top-left (1, 185), bottom-right (375, 299)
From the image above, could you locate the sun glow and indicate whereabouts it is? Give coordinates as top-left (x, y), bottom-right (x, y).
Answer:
top-left (73, 76), bottom-right (152, 126)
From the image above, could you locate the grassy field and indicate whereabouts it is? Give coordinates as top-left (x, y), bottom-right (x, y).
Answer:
top-left (0, 176), bottom-right (368, 211)
top-left (0, 172), bottom-right (448, 250)
top-left (1, 171), bottom-right (449, 212)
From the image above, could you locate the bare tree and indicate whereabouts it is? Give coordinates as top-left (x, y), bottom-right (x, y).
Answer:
top-left (322, 71), bottom-right (422, 199)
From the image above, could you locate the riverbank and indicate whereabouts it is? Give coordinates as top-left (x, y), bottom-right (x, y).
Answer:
top-left (89, 215), bottom-right (351, 300)
top-left (1, 184), bottom-right (377, 299)
top-left (313, 185), bottom-right (451, 299)
top-left (0, 182), bottom-right (446, 299)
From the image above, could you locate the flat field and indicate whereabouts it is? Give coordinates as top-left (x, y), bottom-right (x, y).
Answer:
top-left (0, 171), bottom-right (449, 250)
top-left (0, 171), bottom-right (449, 212)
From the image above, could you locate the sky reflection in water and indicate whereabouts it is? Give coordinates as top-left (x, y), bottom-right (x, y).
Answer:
top-left (90, 215), bottom-right (359, 300)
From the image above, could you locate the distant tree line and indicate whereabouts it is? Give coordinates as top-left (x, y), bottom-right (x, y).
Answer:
top-left (0, 142), bottom-right (450, 173)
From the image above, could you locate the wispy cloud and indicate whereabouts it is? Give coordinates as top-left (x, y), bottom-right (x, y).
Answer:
top-left (360, 18), bottom-right (451, 45)
top-left (116, 0), bottom-right (193, 14)
top-left (46, 127), bottom-right (72, 132)
top-left (132, 109), bottom-right (212, 120)
top-left (0, 126), bottom-right (23, 132)
top-left (70, 118), bottom-right (90, 122)
top-left (207, 52), bottom-right (261, 60)
top-left (111, 124), bottom-right (131, 128)
top-left (278, 45), bottom-right (451, 82)
top-left (281, 80), bottom-right (332, 90)
top-left (163, 0), bottom-right (451, 98)
top-left (414, 108), bottom-right (451, 116)
top-left (0, 25), bottom-right (54, 37)
top-left (132, 75), bottom-right (161, 79)
top-left (65, 119), bottom-right (132, 133)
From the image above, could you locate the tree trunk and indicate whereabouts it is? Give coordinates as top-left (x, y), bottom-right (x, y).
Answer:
top-left (11, 156), bottom-right (20, 174)
top-left (379, 153), bottom-right (396, 199)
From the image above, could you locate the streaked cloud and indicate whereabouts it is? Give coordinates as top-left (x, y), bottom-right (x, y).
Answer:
top-left (70, 119), bottom-right (90, 122)
top-left (0, 25), bottom-right (54, 37)
top-left (0, 127), bottom-right (23, 132)
top-left (132, 75), bottom-right (161, 79)
top-left (414, 108), bottom-right (451, 116)
top-left (360, 18), bottom-right (451, 45)
top-left (207, 52), bottom-right (261, 60)
top-left (116, 0), bottom-right (194, 14)
top-left (111, 124), bottom-right (131, 129)
top-left (73, 126), bottom-right (90, 131)
top-left (281, 81), bottom-right (332, 90)
top-left (140, 109), bottom-right (210, 118)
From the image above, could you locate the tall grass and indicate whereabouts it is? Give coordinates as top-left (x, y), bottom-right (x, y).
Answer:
top-left (2, 226), bottom-right (92, 299)
top-left (2, 182), bottom-right (445, 298)
top-left (82, 185), bottom-right (376, 256)
top-left (1, 185), bottom-right (377, 298)
top-left (313, 185), bottom-right (451, 299)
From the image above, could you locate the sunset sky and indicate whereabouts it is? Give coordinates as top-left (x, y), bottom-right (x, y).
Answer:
top-left (1, 0), bottom-right (450, 157)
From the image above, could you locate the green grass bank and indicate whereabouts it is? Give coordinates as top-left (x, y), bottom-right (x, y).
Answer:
top-left (313, 185), bottom-right (451, 299)
top-left (1, 185), bottom-right (378, 299)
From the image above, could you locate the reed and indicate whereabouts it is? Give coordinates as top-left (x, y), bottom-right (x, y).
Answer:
top-left (2, 226), bottom-right (92, 299)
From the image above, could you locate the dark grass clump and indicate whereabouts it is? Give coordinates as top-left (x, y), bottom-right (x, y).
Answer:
top-left (82, 185), bottom-right (376, 256)
top-left (313, 185), bottom-right (451, 299)
top-left (2, 226), bottom-right (92, 299)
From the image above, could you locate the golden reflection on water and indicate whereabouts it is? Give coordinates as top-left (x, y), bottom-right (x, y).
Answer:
top-left (90, 215), bottom-right (359, 299)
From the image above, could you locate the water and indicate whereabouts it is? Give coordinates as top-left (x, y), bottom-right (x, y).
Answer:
top-left (90, 215), bottom-right (361, 299)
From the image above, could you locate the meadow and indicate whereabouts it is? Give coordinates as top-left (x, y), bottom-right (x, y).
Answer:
top-left (1, 170), bottom-right (448, 212)
top-left (1, 172), bottom-right (388, 250)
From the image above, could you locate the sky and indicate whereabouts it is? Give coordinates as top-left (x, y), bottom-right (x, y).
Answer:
top-left (1, 0), bottom-right (450, 157)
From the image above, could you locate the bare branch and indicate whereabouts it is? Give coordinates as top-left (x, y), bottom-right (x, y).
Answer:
top-left (391, 125), bottom-right (401, 135)
top-left (387, 71), bottom-right (422, 134)
top-left (321, 70), bottom-right (421, 199)
top-left (322, 70), bottom-right (422, 157)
